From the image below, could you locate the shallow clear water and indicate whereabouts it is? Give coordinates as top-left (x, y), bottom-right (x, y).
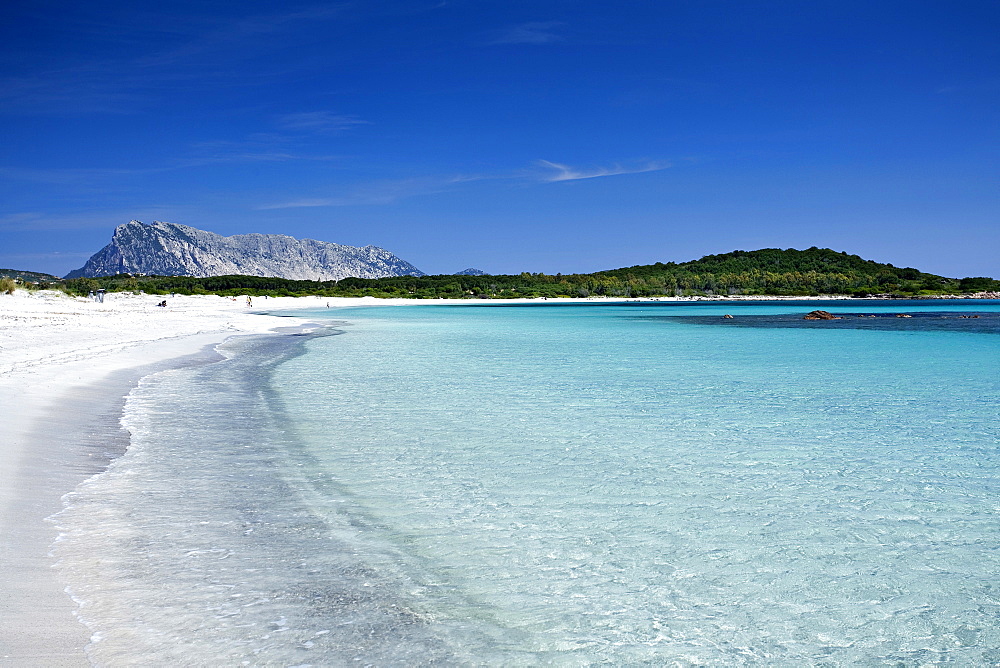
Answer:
top-left (54, 300), bottom-right (1000, 665)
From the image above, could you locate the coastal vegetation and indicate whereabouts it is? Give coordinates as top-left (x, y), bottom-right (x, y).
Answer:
top-left (0, 268), bottom-right (60, 289)
top-left (7, 248), bottom-right (999, 299)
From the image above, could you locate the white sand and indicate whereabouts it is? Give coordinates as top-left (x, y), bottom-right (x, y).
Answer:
top-left (0, 290), bottom-right (400, 665)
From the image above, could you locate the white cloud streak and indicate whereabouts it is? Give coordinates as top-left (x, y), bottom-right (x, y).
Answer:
top-left (258, 198), bottom-right (338, 210)
top-left (537, 159), bottom-right (670, 182)
top-left (0, 250), bottom-right (92, 261)
top-left (257, 174), bottom-right (485, 210)
top-left (257, 159), bottom-right (671, 209)
top-left (276, 111), bottom-right (371, 134)
top-left (488, 21), bottom-right (565, 45)
top-left (0, 210), bottom-right (174, 231)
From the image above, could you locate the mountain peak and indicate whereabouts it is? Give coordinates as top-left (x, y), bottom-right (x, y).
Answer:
top-left (66, 221), bottom-right (424, 280)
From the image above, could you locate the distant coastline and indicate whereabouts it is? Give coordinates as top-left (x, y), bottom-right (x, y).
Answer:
top-left (6, 246), bottom-right (997, 301)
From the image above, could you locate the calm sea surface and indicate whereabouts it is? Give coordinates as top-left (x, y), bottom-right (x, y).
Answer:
top-left (54, 300), bottom-right (1000, 665)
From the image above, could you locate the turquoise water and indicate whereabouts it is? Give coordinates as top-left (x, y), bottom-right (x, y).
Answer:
top-left (54, 300), bottom-right (1000, 665)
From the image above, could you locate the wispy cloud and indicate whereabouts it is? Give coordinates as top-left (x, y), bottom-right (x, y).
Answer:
top-left (259, 198), bottom-right (338, 210)
top-left (0, 165), bottom-right (167, 185)
top-left (0, 250), bottom-right (92, 262)
top-left (258, 159), bottom-right (672, 209)
top-left (181, 134), bottom-right (342, 166)
top-left (258, 174), bottom-right (480, 210)
top-left (488, 21), bottom-right (565, 45)
top-left (0, 212), bottom-right (48, 229)
top-left (0, 5), bottom-right (348, 115)
top-left (0, 67), bottom-right (151, 115)
top-left (276, 111), bottom-right (371, 134)
top-left (134, 6), bottom-right (347, 69)
top-left (537, 159), bottom-right (670, 182)
top-left (936, 78), bottom-right (1000, 95)
top-left (0, 210), bottom-right (162, 231)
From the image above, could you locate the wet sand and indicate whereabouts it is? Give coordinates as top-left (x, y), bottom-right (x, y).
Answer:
top-left (0, 291), bottom-right (324, 664)
top-left (0, 336), bottom-right (240, 665)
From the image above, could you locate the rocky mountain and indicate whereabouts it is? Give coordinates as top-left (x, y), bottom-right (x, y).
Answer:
top-left (65, 221), bottom-right (424, 281)
top-left (454, 268), bottom-right (487, 276)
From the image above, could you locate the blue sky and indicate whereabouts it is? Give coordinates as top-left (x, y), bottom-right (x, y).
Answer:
top-left (2, 1), bottom-right (997, 278)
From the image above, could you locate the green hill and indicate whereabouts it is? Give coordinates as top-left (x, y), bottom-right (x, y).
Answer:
top-left (55, 247), bottom-right (999, 299)
top-left (0, 268), bottom-right (61, 283)
top-left (592, 247), bottom-right (960, 296)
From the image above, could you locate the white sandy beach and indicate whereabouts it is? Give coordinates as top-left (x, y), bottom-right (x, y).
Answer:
top-left (0, 290), bottom-right (395, 665)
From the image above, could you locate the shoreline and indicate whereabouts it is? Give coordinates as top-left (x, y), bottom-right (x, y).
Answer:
top-left (1, 337), bottom-right (231, 665)
top-left (0, 291), bottom-right (334, 665)
top-left (1, 290), bottom-right (996, 663)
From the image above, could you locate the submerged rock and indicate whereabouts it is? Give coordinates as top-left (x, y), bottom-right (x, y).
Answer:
top-left (803, 310), bottom-right (840, 320)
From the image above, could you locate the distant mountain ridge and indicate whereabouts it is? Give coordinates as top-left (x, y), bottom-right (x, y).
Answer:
top-left (0, 268), bottom-right (60, 282)
top-left (65, 221), bottom-right (424, 280)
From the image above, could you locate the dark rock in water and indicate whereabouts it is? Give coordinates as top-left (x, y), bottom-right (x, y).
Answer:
top-left (803, 310), bottom-right (840, 320)
top-left (65, 220), bottom-right (425, 280)
top-left (723, 314), bottom-right (734, 319)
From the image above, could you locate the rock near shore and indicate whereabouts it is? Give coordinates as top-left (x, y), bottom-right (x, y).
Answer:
top-left (803, 310), bottom-right (840, 320)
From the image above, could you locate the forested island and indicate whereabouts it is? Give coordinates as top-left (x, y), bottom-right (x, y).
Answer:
top-left (7, 248), bottom-right (1000, 299)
